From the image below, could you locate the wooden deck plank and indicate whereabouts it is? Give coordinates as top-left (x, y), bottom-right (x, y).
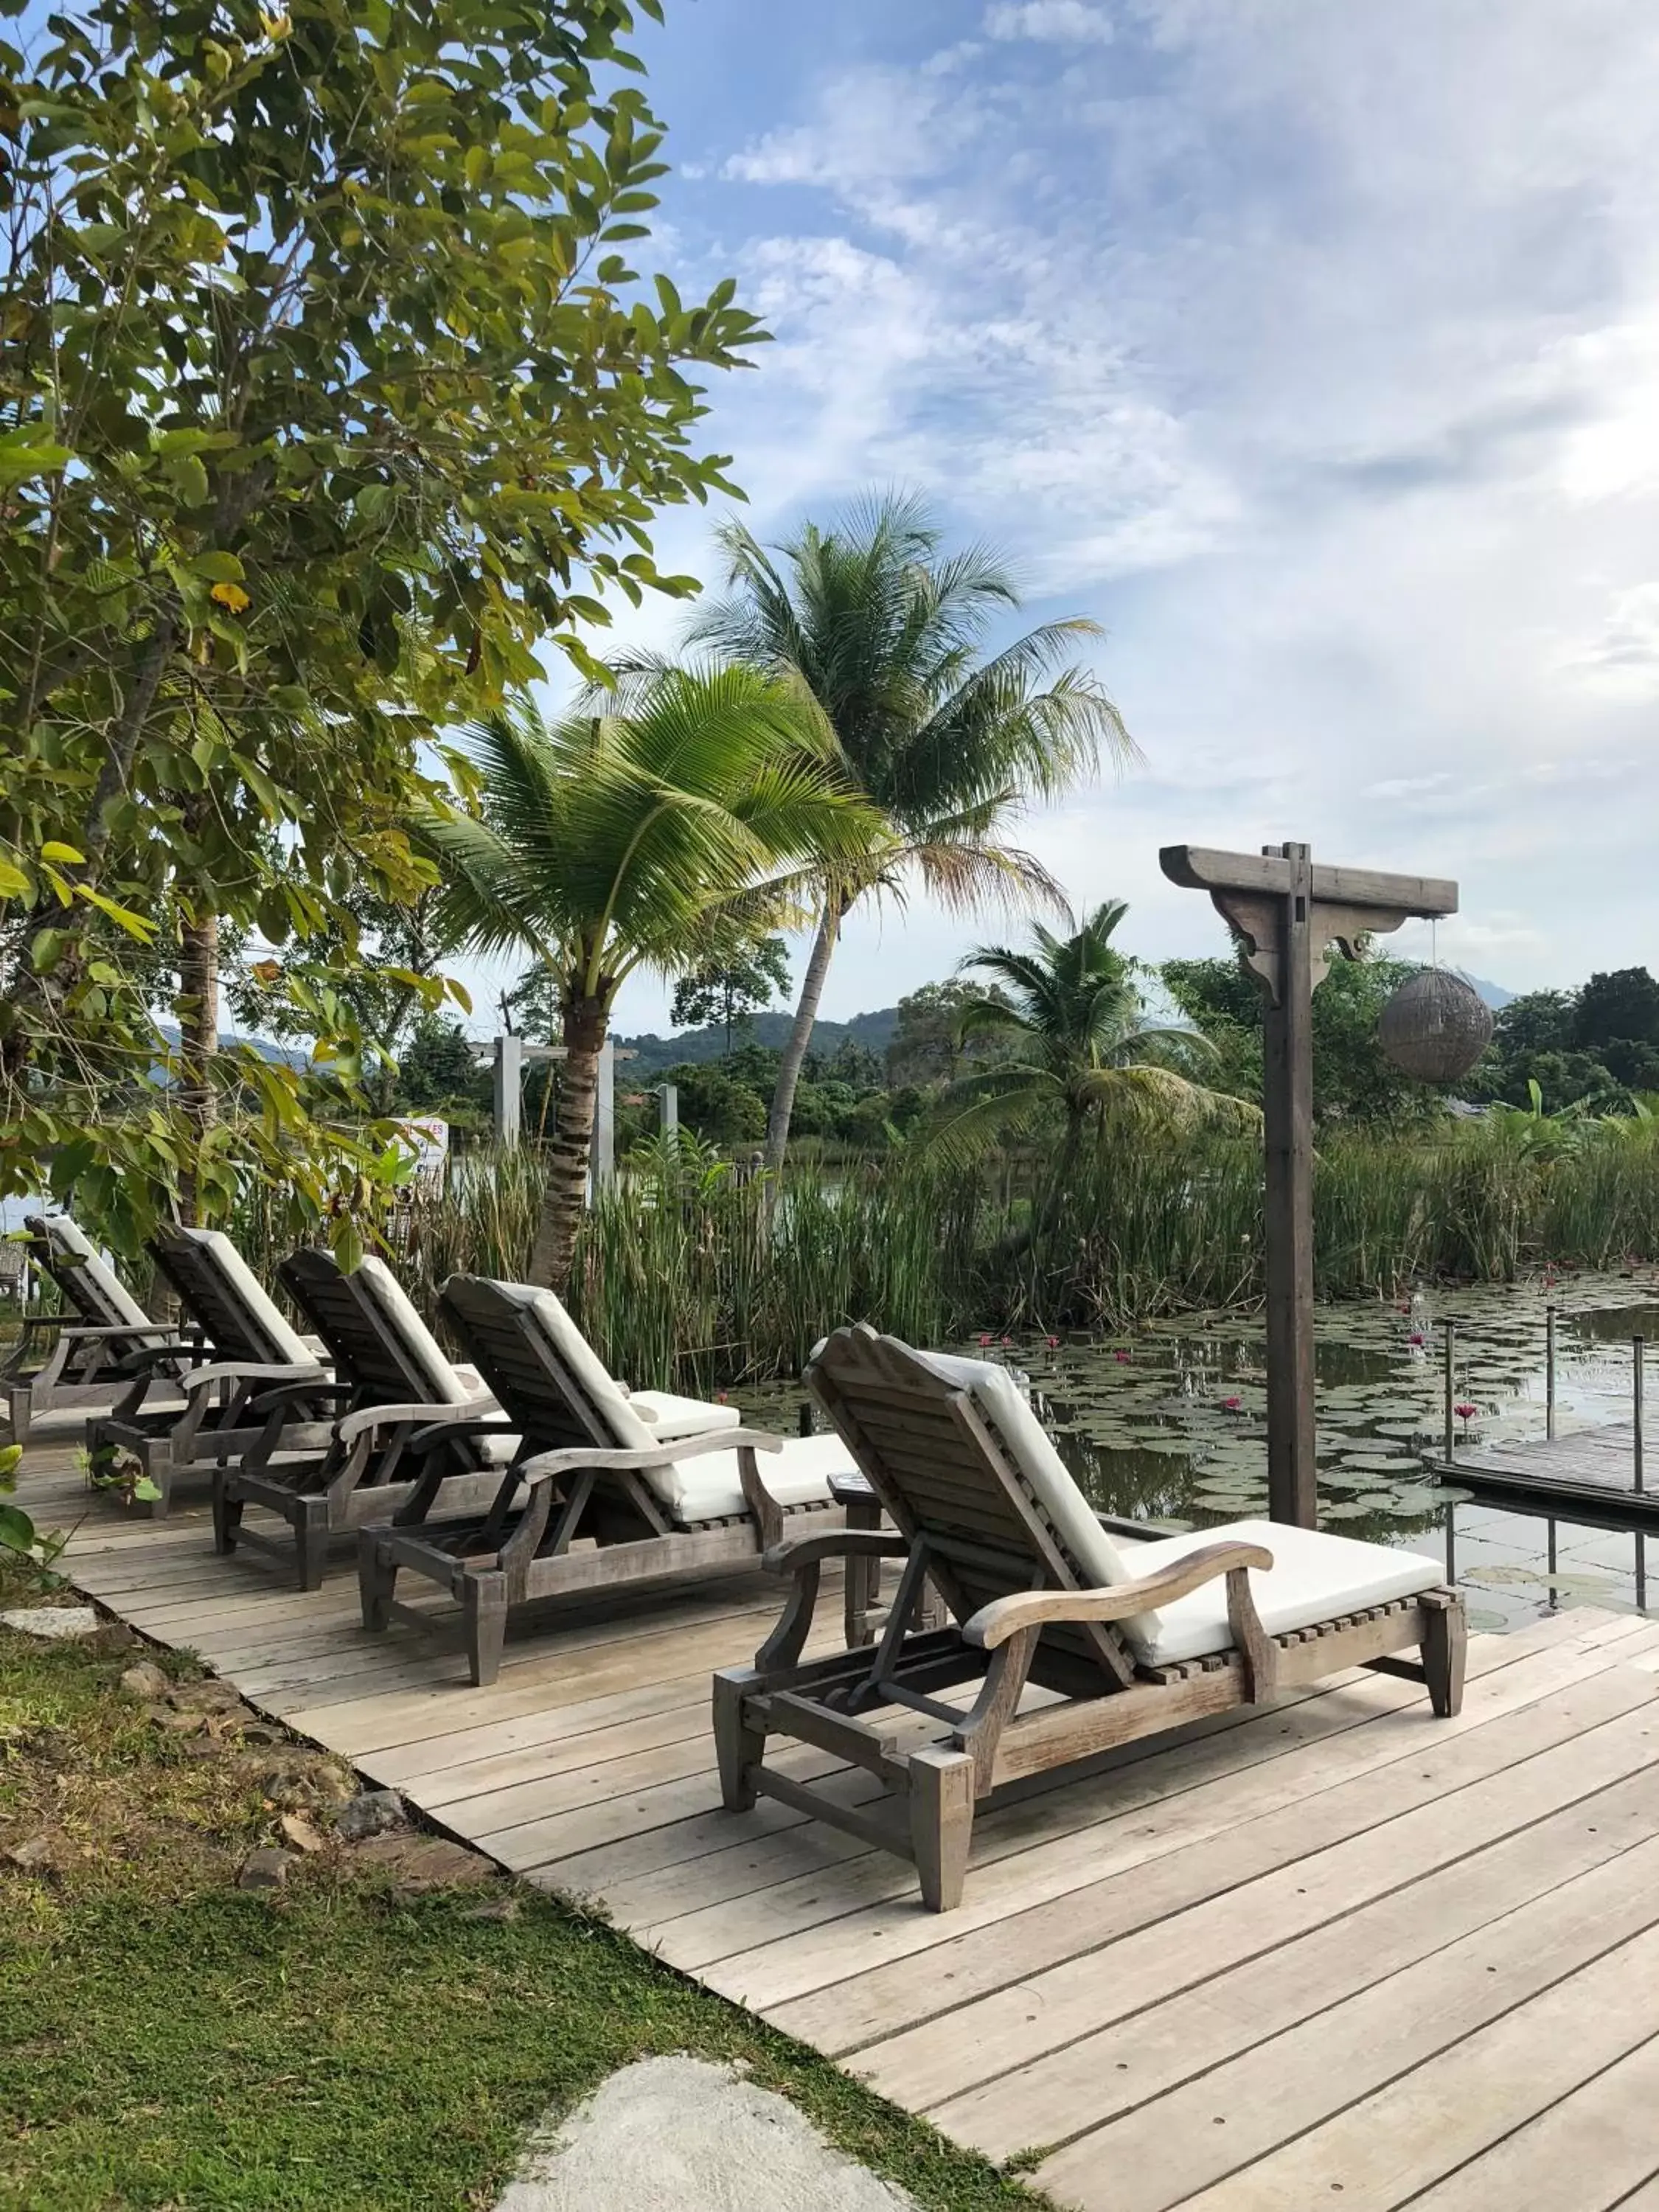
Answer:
top-left (702, 1622), bottom-right (1659, 2023)
top-left (24, 1442), bottom-right (1659, 2212)
top-left (652, 1623), bottom-right (1659, 1984)
top-left (933, 1768), bottom-right (1659, 2163)
top-left (1402, 2031), bottom-right (1659, 2211)
top-left (1119, 1919), bottom-right (1659, 2212)
top-left (855, 1680), bottom-right (1659, 2118)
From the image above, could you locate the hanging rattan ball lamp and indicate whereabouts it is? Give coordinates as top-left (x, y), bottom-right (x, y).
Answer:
top-left (1377, 967), bottom-right (1494, 1083)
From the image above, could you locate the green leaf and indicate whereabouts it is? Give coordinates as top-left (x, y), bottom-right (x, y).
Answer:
top-left (0, 1502), bottom-right (36, 1554)
top-left (0, 858), bottom-right (30, 899)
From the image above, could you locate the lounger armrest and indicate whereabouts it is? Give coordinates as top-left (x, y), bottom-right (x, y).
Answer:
top-left (403, 1413), bottom-right (521, 1456)
top-left (248, 1377), bottom-right (358, 1416)
top-left (335, 1398), bottom-right (499, 1447)
top-left (41, 1321), bottom-right (173, 1343)
top-left (113, 1340), bottom-right (210, 1376)
top-left (962, 1541), bottom-right (1276, 1651)
top-left (762, 1528), bottom-right (911, 1576)
top-left (181, 1358), bottom-right (329, 1397)
top-left (515, 1426), bottom-right (784, 1490)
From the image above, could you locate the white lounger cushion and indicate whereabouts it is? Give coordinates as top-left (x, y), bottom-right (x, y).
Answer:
top-left (45, 1215), bottom-right (150, 1329)
top-left (354, 1255), bottom-right (515, 1464)
top-left (521, 1289), bottom-right (813, 1515)
top-left (666, 1431), bottom-right (854, 1524)
top-left (357, 1255), bottom-right (484, 1406)
top-left (913, 1349), bottom-right (1132, 1589)
top-left (1116, 1518), bottom-right (1444, 1667)
top-left (905, 1349), bottom-right (1439, 1666)
top-left (185, 1229), bottom-right (319, 1369)
top-left (627, 1389), bottom-right (742, 1441)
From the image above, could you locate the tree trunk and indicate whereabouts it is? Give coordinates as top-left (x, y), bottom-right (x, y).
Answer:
top-left (529, 994), bottom-right (607, 1290)
top-left (764, 901), bottom-right (842, 1172)
top-left (176, 906), bottom-right (219, 1227)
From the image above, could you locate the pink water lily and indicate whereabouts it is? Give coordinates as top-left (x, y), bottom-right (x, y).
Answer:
top-left (1408, 1330), bottom-right (1425, 1347)
top-left (977, 1332), bottom-right (993, 1346)
top-left (1045, 1335), bottom-right (1060, 1349)
top-left (1114, 1349), bottom-right (1131, 1364)
top-left (1221, 1395), bottom-right (1243, 1413)
top-left (1455, 1401), bottom-right (1478, 1423)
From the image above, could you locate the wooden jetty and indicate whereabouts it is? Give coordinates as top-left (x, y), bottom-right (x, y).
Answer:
top-left (20, 1422), bottom-right (1659, 2210)
top-left (1431, 1426), bottom-right (1659, 1536)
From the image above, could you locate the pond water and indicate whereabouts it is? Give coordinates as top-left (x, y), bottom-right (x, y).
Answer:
top-left (733, 1266), bottom-right (1659, 1635)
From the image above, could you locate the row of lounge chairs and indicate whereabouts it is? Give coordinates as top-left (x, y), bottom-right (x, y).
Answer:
top-left (6, 1214), bottom-right (1466, 1910)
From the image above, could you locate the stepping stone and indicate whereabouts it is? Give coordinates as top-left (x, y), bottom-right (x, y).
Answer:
top-left (1, 1606), bottom-right (98, 1640)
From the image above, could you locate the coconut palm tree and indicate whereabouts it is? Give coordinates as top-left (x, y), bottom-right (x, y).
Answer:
top-left (417, 664), bottom-right (875, 1287)
top-left (686, 492), bottom-right (1137, 1170)
top-left (928, 900), bottom-right (1255, 1169)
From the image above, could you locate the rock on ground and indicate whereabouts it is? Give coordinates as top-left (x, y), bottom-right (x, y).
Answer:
top-left (1, 1606), bottom-right (99, 1640)
top-left (495, 2057), bottom-right (919, 2212)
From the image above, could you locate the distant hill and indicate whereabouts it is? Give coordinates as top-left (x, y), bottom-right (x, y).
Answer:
top-left (618, 972), bottom-right (1518, 1078)
top-left (1464, 975), bottom-right (1516, 1011)
top-left (617, 1004), bottom-right (900, 1078)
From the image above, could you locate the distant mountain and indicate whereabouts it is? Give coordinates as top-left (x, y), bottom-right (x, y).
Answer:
top-left (619, 972), bottom-right (1520, 1078)
top-left (1463, 975), bottom-right (1516, 1011)
top-left (617, 1004), bottom-right (901, 1079)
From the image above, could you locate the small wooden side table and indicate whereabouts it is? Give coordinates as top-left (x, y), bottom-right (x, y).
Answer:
top-left (827, 1469), bottom-right (945, 1646)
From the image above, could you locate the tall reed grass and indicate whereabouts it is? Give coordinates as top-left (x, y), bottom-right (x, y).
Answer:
top-left (234, 1118), bottom-right (1659, 1391)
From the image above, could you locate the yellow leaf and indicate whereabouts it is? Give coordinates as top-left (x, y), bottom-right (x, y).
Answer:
top-left (40, 840), bottom-right (86, 865)
top-left (210, 580), bottom-right (251, 613)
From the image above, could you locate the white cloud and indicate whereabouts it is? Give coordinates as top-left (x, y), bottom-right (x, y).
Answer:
top-left (606, 0), bottom-right (1659, 1008)
top-left (985, 1), bottom-right (1115, 44)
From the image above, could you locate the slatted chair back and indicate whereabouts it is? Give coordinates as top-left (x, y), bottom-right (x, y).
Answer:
top-left (150, 1227), bottom-right (319, 1368)
top-left (27, 1214), bottom-right (150, 1330)
top-left (806, 1325), bottom-right (1144, 1686)
top-left (278, 1249), bottom-right (470, 1406)
top-left (439, 1275), bottom-right (654, 1458)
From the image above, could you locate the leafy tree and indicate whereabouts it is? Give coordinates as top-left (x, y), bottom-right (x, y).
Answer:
top-left (1161, 953), bottom-right (1449, 1127)
top-left (392, 1017), bottom-right (493, 1122)
top-left (669, 935), bottom-right (790, 1052)
top-left (0, 0), bottom-right (762, 1254)
top-left (686, 491), bottom-right (1133, 1169)
top-left (930, 901), bottom-right (1248, 1167)
top-left (655, 1060), bottom-right (768, 1144)
top-left (1574, 969), bottom-right (1659, 1057)
top-left (224, 887), bottom-right (466, 1113)
top-left (886, 978), bottom-right (1016, 1087)
top-left (419, 667), bottom-right (876, 1285)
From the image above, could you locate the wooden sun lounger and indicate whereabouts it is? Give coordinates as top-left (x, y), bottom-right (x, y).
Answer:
top-left (86, 1227), bottom-right (335, 1516)
top-left (212, 1250), bottom-right (515, 1590)
top-left (356, 1275), bottom-right (852, 1686)
top-left (3, 1215), bottom-right (197, 1441)
top-left (714, 1326), bottom-right (1466, 1911)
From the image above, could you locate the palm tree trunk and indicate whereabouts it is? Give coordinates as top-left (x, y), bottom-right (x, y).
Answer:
top-left (176, 908), bottom-right (219, 1228)
top-left (529, 995), bottom-right (606, 1290)
top-left (765, 900), bottom-right (841, 1172)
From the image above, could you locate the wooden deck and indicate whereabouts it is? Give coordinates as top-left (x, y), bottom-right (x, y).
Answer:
top-left (1434, 1425), bottom-right (1659, 1538)
top-left (22, 1423), bottom-right (1659, 2211)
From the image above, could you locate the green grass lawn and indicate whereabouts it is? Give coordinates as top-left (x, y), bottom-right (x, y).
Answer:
top-left (1, 1615), bottom-right (1052, 2212)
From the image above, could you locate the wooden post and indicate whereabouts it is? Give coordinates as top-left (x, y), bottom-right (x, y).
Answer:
top-left (1442, 1321), bottom-right (1456, 1465)
top-left (1545, 1304), bottom-right (1557, 1441)
top-left (1161, 842), bottom-right (1458, 1528)
top-left (1261, 844), bottom-right (1318, 1524)
top-left (1635, 1336), bottom-right (1646, 1612)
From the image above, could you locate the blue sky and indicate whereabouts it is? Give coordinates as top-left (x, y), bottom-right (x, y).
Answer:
top-left (515, 0), bottom-right (1659, 1034)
